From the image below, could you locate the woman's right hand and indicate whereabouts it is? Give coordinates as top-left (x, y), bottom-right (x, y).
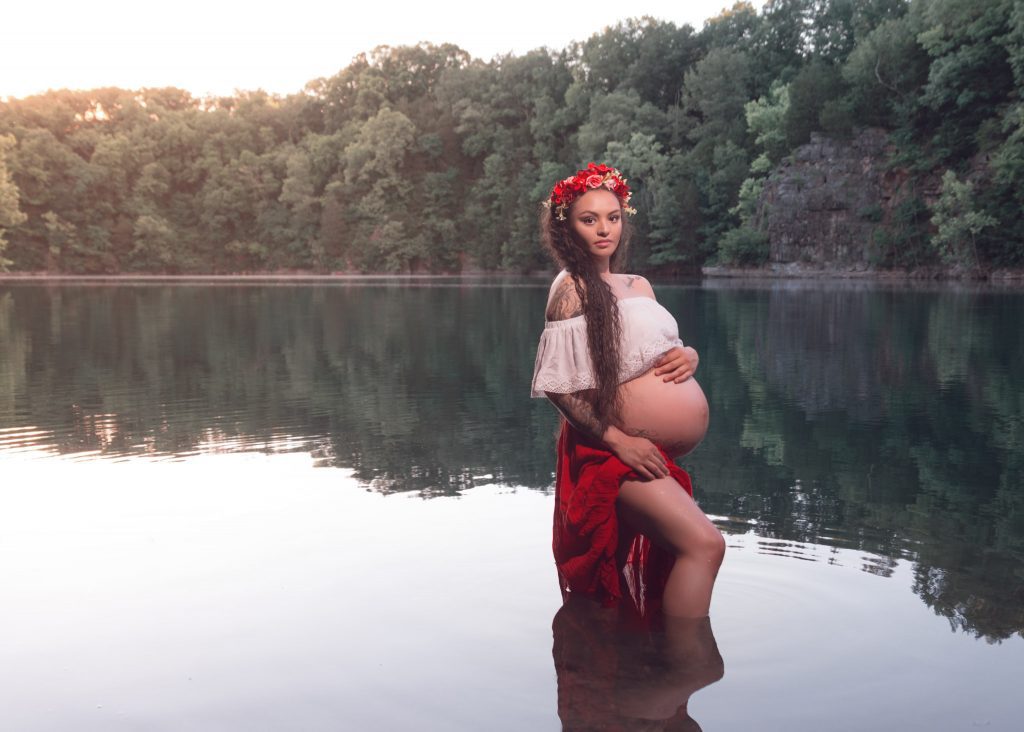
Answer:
top-left (604, 428), bottom-right (670, 481)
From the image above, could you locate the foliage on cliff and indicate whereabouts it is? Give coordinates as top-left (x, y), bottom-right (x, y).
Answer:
top-left (0, 0), bottom-right (1021, 274)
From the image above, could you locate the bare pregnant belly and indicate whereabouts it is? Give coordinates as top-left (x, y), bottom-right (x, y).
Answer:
top-left (618, 369), bottom-right (709, 457)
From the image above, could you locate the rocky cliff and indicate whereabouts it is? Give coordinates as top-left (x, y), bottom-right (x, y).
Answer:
top-left (754, 128), bottom-right (900, 270)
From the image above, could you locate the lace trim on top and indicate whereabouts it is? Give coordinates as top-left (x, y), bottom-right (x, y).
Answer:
top-left (618, 335), bottom-right (685, 383)
top-left (530, 297), bottom-right (684, 397)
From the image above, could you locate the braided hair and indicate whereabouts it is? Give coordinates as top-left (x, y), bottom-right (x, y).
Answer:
top-left (540, 197), bottom-right (632, 430)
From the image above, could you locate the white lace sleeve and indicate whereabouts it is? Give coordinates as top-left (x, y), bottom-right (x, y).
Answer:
top-left (530, 317), bottom-right (596, 397)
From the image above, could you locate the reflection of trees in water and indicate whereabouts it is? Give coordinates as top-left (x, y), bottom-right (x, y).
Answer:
top-left (0, 283), bottom-right (558, 490)
top-left (1, 281), bottom-right (1022, 639)
top-left (913, 550), bottom-right (1024, 642)
top-left (669, 283), bottom-right (1024, 641)
top-left (311, 284), bottom-right (560, 493)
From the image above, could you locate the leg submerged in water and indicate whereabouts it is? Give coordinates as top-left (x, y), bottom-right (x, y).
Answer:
top-left (617, 477), bottom-right (725, 618)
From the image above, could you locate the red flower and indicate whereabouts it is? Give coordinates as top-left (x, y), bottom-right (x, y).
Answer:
top-left (545, 163), bottom-right (635, 219)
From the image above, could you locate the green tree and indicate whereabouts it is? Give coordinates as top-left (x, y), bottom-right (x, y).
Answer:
top-left (746, 81), bottom-right (791, 172)
top-left (678, 47), bottom-right (753, 156)
top-left (606, 132), bottom-right (673, 267)
top-left (2, 7), bottom-right (1023, 276)
top-left (0, 134), bottom-right (27, 270)
top-left (340, 107), bottom-right (421, 271)
top-left (718, 224), bottom-right (770, 265)
top-left (676, 47), bottom-right (755, 258)
top-left (784, 59), bottom-right (846, 147)
top-left (718, 80), bottom-right (788, 264)
top-left (841, 15), bottom-right (930, 129)
top-left (980, 3), bottom-right (1024, 265)
top-left (754, 0), bottom-right (814, 84)
top-left (575, 17), bottom-right (704, 107)
top-left (576, 90), bottom-right (667, 160)
top-left (929, 169), bottom-right (996, 268)
top-left (914, 0), bottom-right (1016, 160)
top-left (806, 0), bottom-right (907, 63)
top-left (701, 2), bottom-right (761, 54)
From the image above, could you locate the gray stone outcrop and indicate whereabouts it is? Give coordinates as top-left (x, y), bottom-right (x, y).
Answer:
top-left (755, 128), bottom-right (893, 269)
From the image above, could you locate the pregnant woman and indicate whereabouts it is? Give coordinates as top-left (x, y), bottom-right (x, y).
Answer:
top-left (532, 164), bottom-right (724, 619)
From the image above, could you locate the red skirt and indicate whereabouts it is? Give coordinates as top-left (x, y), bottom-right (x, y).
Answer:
top-left (553, 421), bottom-right (693, 615)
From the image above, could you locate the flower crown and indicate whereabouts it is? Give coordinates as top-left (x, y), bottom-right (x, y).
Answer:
top-left (543, 163), bottom-right (637, 221)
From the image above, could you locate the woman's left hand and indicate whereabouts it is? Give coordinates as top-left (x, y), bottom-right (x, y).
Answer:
top-left (654, 346), bottom-right (699, 383)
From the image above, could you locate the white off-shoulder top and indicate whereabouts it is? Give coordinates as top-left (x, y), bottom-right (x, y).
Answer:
top-left (530, 296), bottom-right (684, 397)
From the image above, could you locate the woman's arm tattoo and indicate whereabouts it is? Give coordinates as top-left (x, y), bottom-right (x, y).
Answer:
top-left (546, 391), bottom-right (606, 443)
top-left (624, 426), bottom-right (686, 455)
top-left (623, 426), bottom-right (657, 440)
top-left (546, 278), bottom-right (583, 321)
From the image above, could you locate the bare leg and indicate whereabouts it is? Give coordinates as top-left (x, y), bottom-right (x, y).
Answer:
top-left (617, 477), bottom-right (725, 618)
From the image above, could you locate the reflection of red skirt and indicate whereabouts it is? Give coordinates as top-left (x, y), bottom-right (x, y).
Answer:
top-left (554, 421), bottom-right (693, 615)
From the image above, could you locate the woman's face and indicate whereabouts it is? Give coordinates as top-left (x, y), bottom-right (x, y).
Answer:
top-left (569, 188), bottom-right (623, 265)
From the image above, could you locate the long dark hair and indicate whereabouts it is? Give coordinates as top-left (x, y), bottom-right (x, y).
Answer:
top-left (540, 200), bottom-right (632, 429)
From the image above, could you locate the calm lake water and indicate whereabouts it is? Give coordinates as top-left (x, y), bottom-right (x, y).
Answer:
top-left (0, 278), bottom-right (1022, 731)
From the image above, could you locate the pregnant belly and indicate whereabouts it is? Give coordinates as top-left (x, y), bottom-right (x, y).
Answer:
top-left (617, 369), bottom-right (709, 457)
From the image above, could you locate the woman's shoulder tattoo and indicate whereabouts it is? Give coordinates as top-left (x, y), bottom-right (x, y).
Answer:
top-left (546, 278), bottom-right (583, 320)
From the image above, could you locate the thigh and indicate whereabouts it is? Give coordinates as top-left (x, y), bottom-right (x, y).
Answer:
top-left (617, 477), bottom-right (719, 556)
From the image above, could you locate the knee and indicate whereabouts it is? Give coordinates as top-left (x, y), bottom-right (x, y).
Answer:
top-left (685, 528), bottom-right (725, 569)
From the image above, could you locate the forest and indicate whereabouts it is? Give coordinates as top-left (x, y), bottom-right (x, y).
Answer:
top-left (1, 0), bottom-right (1022, 275)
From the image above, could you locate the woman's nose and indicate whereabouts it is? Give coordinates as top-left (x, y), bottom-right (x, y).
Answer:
top-left (597, 220), bottom-right (609, 235)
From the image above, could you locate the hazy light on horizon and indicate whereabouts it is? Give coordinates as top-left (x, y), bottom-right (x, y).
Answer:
top-left (2, 0), bottom-right (763, 100)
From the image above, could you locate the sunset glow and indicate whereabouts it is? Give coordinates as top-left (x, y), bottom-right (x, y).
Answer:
top-left (2, 1), bottom-right (763, 99)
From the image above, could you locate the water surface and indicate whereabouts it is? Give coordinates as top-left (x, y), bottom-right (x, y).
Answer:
top-left (0, 279), bottom-right (1021, 730)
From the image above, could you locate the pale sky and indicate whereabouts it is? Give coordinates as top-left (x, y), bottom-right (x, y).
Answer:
top-left (2, 1), bottom-right (764, 100)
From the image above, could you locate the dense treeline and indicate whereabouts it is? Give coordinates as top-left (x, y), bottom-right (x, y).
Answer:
top-left (1, 0), bottom-right (1022, 274)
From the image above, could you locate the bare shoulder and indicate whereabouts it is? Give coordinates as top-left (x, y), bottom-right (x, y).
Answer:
top-left (546, 272), bottom-right (583, 321)
top-left (619, 273), bottom-right (657, 298)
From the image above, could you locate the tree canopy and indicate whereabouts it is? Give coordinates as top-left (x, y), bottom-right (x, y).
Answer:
top-left (0, 0), bottom-right (1021, 274)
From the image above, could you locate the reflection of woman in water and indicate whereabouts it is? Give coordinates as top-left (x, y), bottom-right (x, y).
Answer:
top-left (531, 164), bottom-right (725, 619)
top-left (552, 596), bottom-right (724, 731)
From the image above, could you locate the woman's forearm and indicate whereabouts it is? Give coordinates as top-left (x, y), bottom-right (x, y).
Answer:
top-left (545, 391), bottom-right (626, 448)
top-left (546, 391), bottom-right (668, 479)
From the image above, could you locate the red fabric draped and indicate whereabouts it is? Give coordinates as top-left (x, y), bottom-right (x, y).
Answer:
top-left (553, 421), bottom-right (693, 614)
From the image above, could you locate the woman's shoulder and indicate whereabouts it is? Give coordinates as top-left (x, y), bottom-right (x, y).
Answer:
top-left (615, 273), bottom-right (656, 298)
top-left (546, 272), bottom-right (583, 322)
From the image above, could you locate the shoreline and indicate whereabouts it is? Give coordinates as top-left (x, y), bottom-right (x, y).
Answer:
top-left (0, 272), bottom-right (549, 282)
top-left (1, 265), bottom-right (1023, 288)
top-left (701, 263), bottom-right (1024, 283)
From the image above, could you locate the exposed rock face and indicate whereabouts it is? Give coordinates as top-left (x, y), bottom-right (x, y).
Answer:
top-left (756, 128), bottom-right (893, 268)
